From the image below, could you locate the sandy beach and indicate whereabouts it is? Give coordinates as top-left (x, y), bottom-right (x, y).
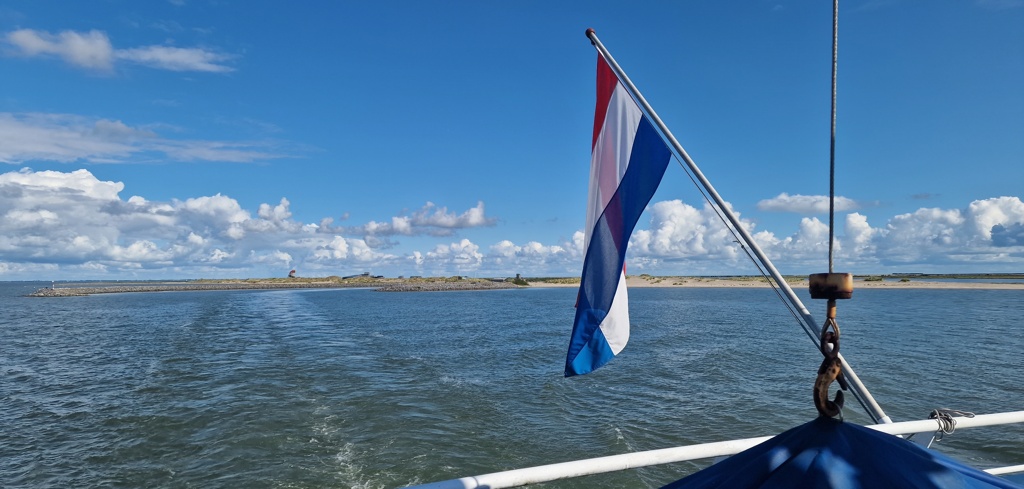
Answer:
top-left (532, 275), bottom-right (1024, 290)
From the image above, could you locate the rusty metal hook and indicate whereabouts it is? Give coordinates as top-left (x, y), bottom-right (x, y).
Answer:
top-left (814, 320), bottom-right (846, 418)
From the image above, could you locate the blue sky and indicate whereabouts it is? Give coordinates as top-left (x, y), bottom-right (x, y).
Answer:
top-left (1, 1), bottom-right (1021, 280)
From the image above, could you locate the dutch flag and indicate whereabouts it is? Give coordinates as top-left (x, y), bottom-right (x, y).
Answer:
top-left (565, 55), bottom-right (672, 377)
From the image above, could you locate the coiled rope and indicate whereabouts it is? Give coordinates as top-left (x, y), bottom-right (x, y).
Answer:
top-left (927, 408), bottom-right (976, 447)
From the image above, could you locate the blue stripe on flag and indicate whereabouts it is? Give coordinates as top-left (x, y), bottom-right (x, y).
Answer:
top-left (566, 115), bottom-right (670, 376)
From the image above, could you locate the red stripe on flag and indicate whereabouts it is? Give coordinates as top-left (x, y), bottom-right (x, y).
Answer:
top-left (592, 56), bottom-right (618, 150)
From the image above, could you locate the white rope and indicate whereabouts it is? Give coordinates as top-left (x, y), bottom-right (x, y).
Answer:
top-left (926, 408), bottom-right (976, 448)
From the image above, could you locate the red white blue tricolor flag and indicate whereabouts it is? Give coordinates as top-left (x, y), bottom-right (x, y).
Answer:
top-left (565, 55), bottom-right (672, 377)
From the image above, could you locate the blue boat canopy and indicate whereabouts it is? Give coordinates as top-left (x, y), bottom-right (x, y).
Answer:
top-left (662, 417), bottom-right (1023, 489)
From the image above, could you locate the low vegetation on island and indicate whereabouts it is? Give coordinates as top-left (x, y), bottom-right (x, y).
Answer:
top-left (27, 272), bottom-right (1023, 297)
top-left (29, 274), bottom-right (531, 297)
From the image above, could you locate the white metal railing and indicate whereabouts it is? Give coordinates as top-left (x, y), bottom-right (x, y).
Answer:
top-left (989, 465), bottom-right (1024, 476)
top-left (403, 411), bottom-right (1024, 489)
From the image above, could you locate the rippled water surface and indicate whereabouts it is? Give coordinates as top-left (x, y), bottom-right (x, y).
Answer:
top-left (2, 282), bottom-right (1021, 488)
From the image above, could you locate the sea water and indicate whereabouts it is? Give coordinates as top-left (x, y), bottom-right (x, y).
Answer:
top-left (1, 282), bottom-right (1021, 488)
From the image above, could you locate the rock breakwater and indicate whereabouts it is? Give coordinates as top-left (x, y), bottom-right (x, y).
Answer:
top-left (375, 281), bottom-right (520, 292)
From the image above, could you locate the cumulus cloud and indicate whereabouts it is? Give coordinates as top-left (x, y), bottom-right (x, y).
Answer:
top-left (966, 197), bottom-right (1024, 240)
top-left (844, 213), bottom-right (877, 256)
top-left (418, 196), bottom-right (1024, 277)
top-left (0, 112), bottom-right (284, 164)
top-left (0, 166), bottom-right (125, 199)
top-left (630, 200), bottom-right (751, 261)
top-left (4, 28), bottom-right (233, 73)
top-left (4, 29), bottom-right (114, 70)
top-left (430, 239), bottom-right (482, 266)
top-left (617, 196), bottom-right (1024, 274)
top-left (860, 196), bottom-right (1024, 266)
top-left (757, 193), bottom-right (860, 214)
top-left (0, 168), bottom-right (495, 279)
top-left (336, 201), bottom-right (497, 237)
top-left (0, 168), bottom-right (1021, 279)
top-left (398, 238), bottom-right (496, 277)
top-left (486, 239), bottom-right (573, 275)
top-left (749, 196), bottom-right (1024, 270)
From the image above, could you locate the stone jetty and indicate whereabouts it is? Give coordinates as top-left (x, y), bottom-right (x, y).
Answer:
top-left (375, 281), bottom-right (519, 292)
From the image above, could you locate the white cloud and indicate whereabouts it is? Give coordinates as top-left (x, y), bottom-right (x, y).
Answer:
top-left (571, 230), bottom-right (585, 255)
top-left (154, 140), bottom-right (284, 163)
top-left (965, 196), bottom-right (1024, 240)
top-left (178, 194), bottom-right (250, 223)
top-left (205, 249), bottom-right (232, 263)
top-left (0, 168), bottom-right (1021, 279)
top-left (0, 113), bottom-right (137, 163)
top-left (879, 207), bottom-right (966, 259)
top-left (411, 201), bottom-right (494, 229)
top-left (749, 196), bottom-right (1024, 271)
top-left (485, 239), bottom-right (573, 275)
top-left (6, 208), bottom-right (59, 226)
top-left (92, 119), bottom-right (155, 140)
top-left (426, 239), bottom-right (483, 271)
top-left (258, 198), bottom-right (292, 222)
top-left (347, 239), bottom-right (384, 262)
top-left (247, 250), bottom-right (293, 267)
top-left (855, 197), bottom-right (1024, 267)
top-left (844, 212), bottom-right (877, 257)
top-left (630, 200), bottom-right (750, 261)
top-left (4, 28), bottom-right (233, 73)
top-left (339, 201), bottom-right (497, 237)
top-left (311, 236), bottom-right (351, 260)
top-left (0, 167), bottom-right (124, 199)
top-left (115, 45), bottom-right (232, 72)
top-left (0, 112), bottom-right (284, 164)
top-left (110, 240), bottom-right (169, 262)
top-left (757, 193), bottom-right (860, 214)
top-left (490, 240), bottom-right (520, 258)
top-left (754, 217), bottom-right (834, 264)
top-left (622, 196), bottom-right (1024, 274)
top-left (0, 168), bottom-right (468, 278)
top-left (5, 29), bottom-right (114, 70)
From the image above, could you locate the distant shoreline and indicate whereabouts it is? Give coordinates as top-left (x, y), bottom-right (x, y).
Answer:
top-left (27, 278), bottom-right (521, 297)
top-left (614, 275), bottom-right (1024, 290)
top-left (529, 276), bottom-right (1024, 290)
top-left (26, 274), bottom-right (1024, 296)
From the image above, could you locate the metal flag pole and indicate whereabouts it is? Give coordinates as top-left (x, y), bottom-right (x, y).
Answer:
top-left (585, 28), bottom-right (892, 425)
